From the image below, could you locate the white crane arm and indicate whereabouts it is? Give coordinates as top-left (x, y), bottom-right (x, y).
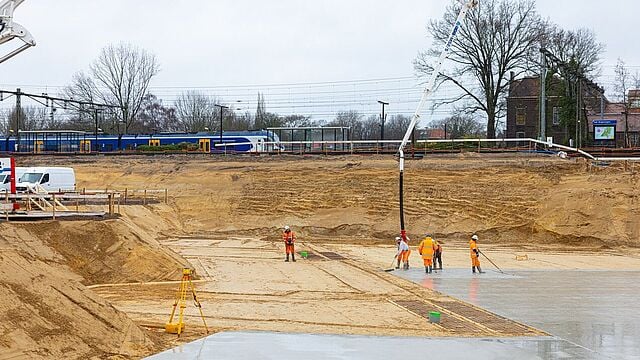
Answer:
top-left (396, 0), bottom-right (478, 240)
top-left (398, 0), bottom-right (478, 158)
top-left (0, 0), bottom-right (35, 64)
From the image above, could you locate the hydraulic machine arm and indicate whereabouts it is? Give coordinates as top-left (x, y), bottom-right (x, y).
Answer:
top-left (0, 0), bottom-right (35, 64)
top-left (397, 0), bottom-right (478, 240)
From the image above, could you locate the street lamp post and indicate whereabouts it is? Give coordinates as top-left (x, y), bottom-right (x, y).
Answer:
top-left (214, 104), bottom-right (229, 144)
top-left (378, 101), bottom-right (389, 141)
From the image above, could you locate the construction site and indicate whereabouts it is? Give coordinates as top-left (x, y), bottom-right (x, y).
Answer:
top-left (2, 0), bottom-right (640, 359)
top-left (0, 154), bottom-right (637, 359)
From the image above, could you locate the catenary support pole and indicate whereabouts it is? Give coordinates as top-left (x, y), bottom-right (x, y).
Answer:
top-left (378, 100), bottom-right (389, 141)
top-left (540, 50), bottom-right (547, 140)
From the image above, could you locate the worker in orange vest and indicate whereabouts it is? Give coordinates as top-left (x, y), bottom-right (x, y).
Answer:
top-left (283, 226), bottom-right (296, 262)
top-left (418, 234), bottom-right (436, 274)
top-left (433, 239), bottom-right (443, 270)
top-left (470, 234), bottom-right (483, 274)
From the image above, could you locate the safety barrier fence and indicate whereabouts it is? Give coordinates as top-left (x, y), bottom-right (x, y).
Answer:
top-left (0, 188), bottom-right (168, 221)
top-left (215, 138), bottom-right (640, 162)
top-left (79, 188), bottom-right (169, 205)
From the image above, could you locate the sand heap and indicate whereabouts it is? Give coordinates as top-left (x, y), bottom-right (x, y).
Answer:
top-left (0, 216), bottom-right (188, 359)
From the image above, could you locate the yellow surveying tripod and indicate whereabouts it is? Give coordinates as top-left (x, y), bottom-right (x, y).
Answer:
top-left (165, 268), bottom-right (209, 336)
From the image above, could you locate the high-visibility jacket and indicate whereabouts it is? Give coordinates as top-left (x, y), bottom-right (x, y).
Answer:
top-left (418, 237), bottom-right (435, 259)
top-left (283, 231), bottom-right (296, 244)
top-left (469, 240), bottom-right (479, 258)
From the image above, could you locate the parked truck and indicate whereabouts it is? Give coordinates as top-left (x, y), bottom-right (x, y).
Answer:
top-left (0, 167), bottom-right (26, 192)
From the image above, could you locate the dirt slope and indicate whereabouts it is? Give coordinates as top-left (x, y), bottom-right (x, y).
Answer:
top-left (0, 215), bottom-right (189, 358)
top-left (0, 251), bottom-right (154, 359)
top-left (61, 155), bottom-right (640, 249)
top-left (21, 218), bottom-right (187, 285)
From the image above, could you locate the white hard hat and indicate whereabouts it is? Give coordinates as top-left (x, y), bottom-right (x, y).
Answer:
top-left (284, 225), bottom-right (290, 231)
top-left (471, 234), bottom-right (479, 241)
top-left (395, 237), bottom-right (401, 242)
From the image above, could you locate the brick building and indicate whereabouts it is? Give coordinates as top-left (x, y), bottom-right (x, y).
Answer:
top-left (506, 75), bottom-right (640, 147)
top-left (506, 76), bottom-right (566, 143)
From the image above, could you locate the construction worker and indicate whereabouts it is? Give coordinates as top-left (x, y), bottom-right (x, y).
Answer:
top-left (418, 234), bottom-right (436, 274)
top-left (433, 238), bottom-right (443, 270)
top-left (470, 234), bottom-right (483, 274)
top-left (395, 237), bottom-right (411, 270)
top-left (283, 226), bottom-right (296, 262)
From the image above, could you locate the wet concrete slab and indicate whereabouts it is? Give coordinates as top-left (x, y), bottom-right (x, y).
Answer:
top-left (146, 331), bottom-right (587, 360)
top-left (395, 268), bottom-right (640, 359)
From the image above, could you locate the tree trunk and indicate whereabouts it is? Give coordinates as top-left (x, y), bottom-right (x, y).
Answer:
top-left (486, 112), bottom-right (496, 139)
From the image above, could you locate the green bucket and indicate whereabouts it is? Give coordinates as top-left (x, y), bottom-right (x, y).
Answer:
top-left (300, 251), bottom-right (309, 259)
top-left (429, 311), bottom-right (441, 324)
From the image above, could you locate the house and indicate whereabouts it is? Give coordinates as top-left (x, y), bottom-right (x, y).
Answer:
top-left (506, 74), bottom-right (640, 147)
top-left (505, 76), bottom-right (566, 143)
top-left (425, 129), bottom-right (447, 140)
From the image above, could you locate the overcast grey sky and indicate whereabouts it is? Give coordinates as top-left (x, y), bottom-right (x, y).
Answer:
top-left (1, 0), bottom-right (638, 122)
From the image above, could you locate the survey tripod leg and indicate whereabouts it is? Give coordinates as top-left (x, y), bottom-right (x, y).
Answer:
top-left (165, 268), bottom-right (209, 336)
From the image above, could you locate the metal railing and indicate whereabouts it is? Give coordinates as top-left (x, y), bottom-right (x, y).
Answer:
top-left (0, 188), bottom-right (169, 220)
top-left (215, 137), bottom-right (640, 161)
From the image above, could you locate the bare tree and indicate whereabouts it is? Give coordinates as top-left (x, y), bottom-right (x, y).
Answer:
top-left (63, 72), bottom-right (102, 128)
top-left (415, 0), bottom-right (544, 138)
top-left (136, 94), bottom-right (177, 133)
top-left (66, 43), bottom-right (160, 134)
top-left (0, 108), bottom-right (10, 134)
top-left (614, 58), bottom-right (632, 147)
top-left (543, 27), bottom-right (604, 77)
top-left (329, 111), bottom-right (364, 139)
top-left (64, 72), bottom-right (99, 104)
top-left (431, 114), bottom-right (486, 138)
top-left (360, 115), bottom-right (381, 140)
top-left (282, 114), bottom-right (312, 128)
top-left (174, 91), bottom-right (218, 132)
top-left (253, 93), bottom-right (283, 128)
top-left (227, 111), bottom-right (254, 131)
top-left (6, 106), bottom-right (52, 131)
top-left (384, 115), bottom-right (412, 140)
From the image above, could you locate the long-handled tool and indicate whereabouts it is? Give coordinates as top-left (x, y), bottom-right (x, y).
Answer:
top-left (479, 250), bottom-right (504, 274)
top-left (384, 255), bottom-right (398, 272)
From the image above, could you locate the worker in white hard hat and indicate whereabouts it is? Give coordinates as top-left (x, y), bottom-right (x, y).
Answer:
top-left (470, 234), bottom-right (483, 274)
top-left (395, 236), bottom-right (410, 270)
top-left (283, 226), bottom-right (296, 262)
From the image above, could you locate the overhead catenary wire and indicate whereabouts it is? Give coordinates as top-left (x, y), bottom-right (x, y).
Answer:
top-left (1, 61), bottom-right (632, 124)
top-left (0, 75), bottom-right (478, 125)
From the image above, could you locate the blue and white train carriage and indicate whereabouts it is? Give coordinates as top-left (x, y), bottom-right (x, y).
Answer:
top-left (0, 130), bottom-right (283, 153)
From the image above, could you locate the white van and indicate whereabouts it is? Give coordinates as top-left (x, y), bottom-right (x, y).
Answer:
top-left (0, 167), bottom-right (27, 192)
top-left (16, 167), bottom-right (76, 193)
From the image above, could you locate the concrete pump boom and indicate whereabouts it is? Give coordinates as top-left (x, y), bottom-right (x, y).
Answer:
top-left (397, 0), bottom-right (478, 240)
top-left (0, 0), bottom-right (35, 64)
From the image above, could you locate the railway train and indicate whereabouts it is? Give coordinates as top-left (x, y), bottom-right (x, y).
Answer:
top-left (0, 130), bottom-right (283, 153)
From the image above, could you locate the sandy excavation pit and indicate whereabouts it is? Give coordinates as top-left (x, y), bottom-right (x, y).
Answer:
top-left (1, 155), bottom-right (639, 358)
